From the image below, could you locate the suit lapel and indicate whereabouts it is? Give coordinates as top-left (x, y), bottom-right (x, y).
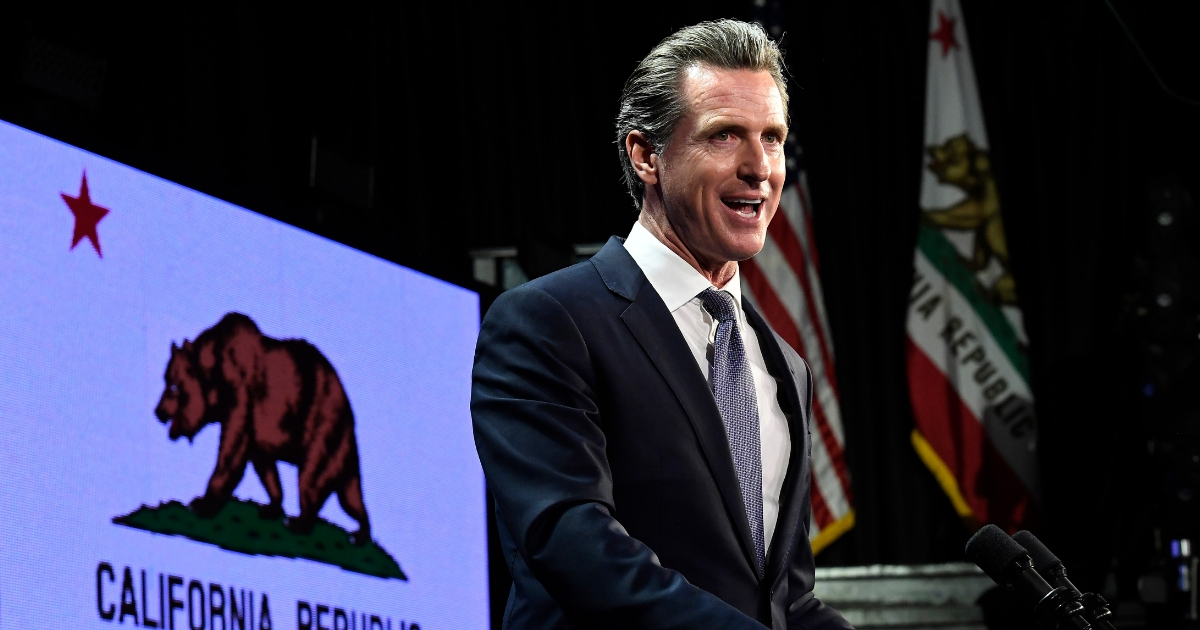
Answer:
top-left (591, 239), bottom-right (760, 575)
top-left (743, 298), bottom-right (813, 583)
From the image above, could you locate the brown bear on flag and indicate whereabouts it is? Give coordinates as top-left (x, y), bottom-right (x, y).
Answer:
top-left (154, 312), bottom-right (372, 545)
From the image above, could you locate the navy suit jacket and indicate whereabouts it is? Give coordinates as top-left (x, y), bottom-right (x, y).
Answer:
top-left (471, 237), bottom-right (852, 629)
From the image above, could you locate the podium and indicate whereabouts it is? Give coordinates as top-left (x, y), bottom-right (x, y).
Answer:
top-left (812, 563), bottom-right (993, 629)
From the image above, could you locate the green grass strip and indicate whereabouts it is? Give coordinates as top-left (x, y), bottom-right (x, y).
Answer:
top-left (916, 223), bottom-right (1031, 382)
top-left (114, 499), bottom-right (406, 581)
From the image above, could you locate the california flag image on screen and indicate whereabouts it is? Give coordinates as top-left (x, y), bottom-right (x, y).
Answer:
top-left (0, 120), bottom-right (487, 629)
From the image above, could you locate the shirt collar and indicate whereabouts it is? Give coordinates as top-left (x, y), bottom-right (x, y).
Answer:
top-left (623, 221), bottom-right (743, 313)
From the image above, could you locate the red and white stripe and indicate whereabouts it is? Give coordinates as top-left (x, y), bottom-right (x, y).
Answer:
top-left (742, 175), bottom-right (854, 552)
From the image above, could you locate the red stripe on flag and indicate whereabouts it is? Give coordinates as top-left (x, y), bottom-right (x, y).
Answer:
top-left (905, 337), bottom-right (1033, 531)
top-left (766, 210), bottom-right (841, 398)
top-left (810, 476), bottom-right (834, 529)
top-left (741, 258), bottom-right (802, 352)
top-left (795, 182), bottom-right (834, 362)
top-left (812, 398), bottom-right (852, 506)
top-left (795, 180), bottom-right (822, 273)
top-left (742, 259), bottom-right (851, 504)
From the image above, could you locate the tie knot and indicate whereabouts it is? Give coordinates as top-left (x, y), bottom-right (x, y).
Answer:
top-left (698, 288), bottom-right (738, 323)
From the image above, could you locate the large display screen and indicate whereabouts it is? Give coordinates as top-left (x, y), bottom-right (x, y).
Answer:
top-left (0, 120), bottom-right (487, 629)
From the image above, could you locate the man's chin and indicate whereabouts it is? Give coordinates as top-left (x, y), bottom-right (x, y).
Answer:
top-left (713, 220), bottom-right (770, 258)
top-left (724, 235), bottom-right (769, 263)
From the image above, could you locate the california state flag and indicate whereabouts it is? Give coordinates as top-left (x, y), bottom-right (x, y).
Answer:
top-left (907, 0), bottom-right (1038, 532)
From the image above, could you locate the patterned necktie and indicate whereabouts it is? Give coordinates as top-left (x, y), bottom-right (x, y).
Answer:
top-left (698, 288), bottom-right (765, 576)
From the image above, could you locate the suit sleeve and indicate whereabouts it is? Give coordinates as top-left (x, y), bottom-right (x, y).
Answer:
top-left (783, 358), bottom-right (855, 630)
top-left (784, 526), bottom-right (855, 630)
top-left (472, 285), bottom-right (764, 629)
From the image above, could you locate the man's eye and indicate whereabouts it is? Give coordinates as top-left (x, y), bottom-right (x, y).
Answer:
top-left (764, 133), bottom-right (779, 144)
top-left (714, 132), bottom-right (731, 141)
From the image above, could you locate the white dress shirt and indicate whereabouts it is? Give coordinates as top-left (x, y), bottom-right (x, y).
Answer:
top-left (623, 221), bottom-right (792, 551)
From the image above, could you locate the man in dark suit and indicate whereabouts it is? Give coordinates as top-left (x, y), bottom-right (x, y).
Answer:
top-left (472, 19), bottom-right (854, 630)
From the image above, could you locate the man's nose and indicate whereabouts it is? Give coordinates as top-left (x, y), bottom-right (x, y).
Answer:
top-left (738, 138), bottom-right (772, 184)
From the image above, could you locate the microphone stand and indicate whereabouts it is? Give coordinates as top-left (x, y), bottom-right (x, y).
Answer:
top-left (966, 525), bottom-right (1095, 629)
top-left (1013, 530), bottom-right (1118, 630)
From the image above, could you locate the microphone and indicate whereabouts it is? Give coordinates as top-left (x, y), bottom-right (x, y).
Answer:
top-left (965, 524), bottom-right (1093, 629)
top-left (1013, 530), bottom-right (1118, 630)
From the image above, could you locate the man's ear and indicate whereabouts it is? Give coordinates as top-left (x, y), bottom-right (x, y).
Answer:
top-left (626, 131), bottom-right (659, 186)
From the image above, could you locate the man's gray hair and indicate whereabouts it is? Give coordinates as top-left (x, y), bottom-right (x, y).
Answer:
top-left (615, 19), bottom-right (789, 208)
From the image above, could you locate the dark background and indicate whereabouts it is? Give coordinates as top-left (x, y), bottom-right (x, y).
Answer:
top-left (4, 1), bottom-right (1197, 627)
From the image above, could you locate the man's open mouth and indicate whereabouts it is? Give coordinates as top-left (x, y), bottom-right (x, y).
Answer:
top-left (722, 197), bottom-right (763, 217)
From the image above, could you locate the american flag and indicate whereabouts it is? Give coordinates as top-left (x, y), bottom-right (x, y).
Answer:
top-left (746, 0), bottom-right (854, 555)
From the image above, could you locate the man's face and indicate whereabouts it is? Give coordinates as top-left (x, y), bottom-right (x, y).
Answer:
top-left (657, 65), bottom-right (787, 266)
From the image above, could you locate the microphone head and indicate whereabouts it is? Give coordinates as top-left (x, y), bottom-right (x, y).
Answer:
top-left (965, 524), bottom-right (1029, 584)
top-left (1012, 530), bottom-right (1065, 575)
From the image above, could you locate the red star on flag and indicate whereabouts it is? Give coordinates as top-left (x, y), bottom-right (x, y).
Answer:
top-left (61, 171), bottom-right (110, 258)
top-left (930, 12), bottom-right (960, 58)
